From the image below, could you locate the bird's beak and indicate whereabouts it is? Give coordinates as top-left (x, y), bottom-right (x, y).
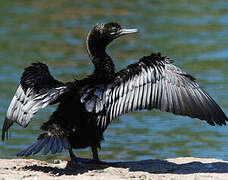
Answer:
top-left (119, 28), bottom-right (139, 36)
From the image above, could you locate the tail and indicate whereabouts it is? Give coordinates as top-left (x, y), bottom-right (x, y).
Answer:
top-left (17, 133), bottom-right (71, 157)
top-left (2, 117), bottom-right (14, 141)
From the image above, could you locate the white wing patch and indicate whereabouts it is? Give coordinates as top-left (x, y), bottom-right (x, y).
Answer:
top-left (80, 85), bottom-right (107, 113)
top-left (6, 85), bottom-right (67, 127)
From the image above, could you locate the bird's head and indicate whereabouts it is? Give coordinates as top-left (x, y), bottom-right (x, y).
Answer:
top-left (87, 22), bottom-right (138, 57)
top-left (94, 22), bottom-right (139, 44)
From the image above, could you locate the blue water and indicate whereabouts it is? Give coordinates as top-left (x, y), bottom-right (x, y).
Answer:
top-left (0, 0), bottom-right (228, 162)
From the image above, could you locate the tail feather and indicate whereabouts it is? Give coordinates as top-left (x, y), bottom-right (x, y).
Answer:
top-left (51, 138), bottom-right (58, 154)
top-left (17, 140), bottom-right (41, 157)
top-left (63, 137), bottom-right (70, 150)
top-left (17, 135), bottom-right (70, 157)
top-left (32, 137), bottom-right (50, 155)
top-left (42, 137), bottom-right (54, 155)
top-left (56, 138), bottom-right (63, 153)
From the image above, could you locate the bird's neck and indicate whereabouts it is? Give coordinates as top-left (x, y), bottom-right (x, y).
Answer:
top-left (87, 34), bottom-right (115, 84)
top-left (92, 53), bottom-right (115, 83)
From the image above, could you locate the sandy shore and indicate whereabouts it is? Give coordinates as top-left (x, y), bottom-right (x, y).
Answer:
top-left (1, 157), bottom-right (228, 180)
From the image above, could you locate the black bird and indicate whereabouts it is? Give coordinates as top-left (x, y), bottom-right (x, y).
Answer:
top-left (2, 22), bottom-right (227, 164)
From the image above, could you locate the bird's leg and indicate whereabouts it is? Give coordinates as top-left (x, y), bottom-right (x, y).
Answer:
top-left (67, 148), bottom-right (87, 168)
top-left (77, 146), bottom-right (116, 165)
top-left (76, 146), bottom-right (101, 164)
top-left (69, 148), bottom-right (78, 162)
top-left (91, 146), bottom-right (100, 162)
top-left (90, 146), bottom-right (117, 165)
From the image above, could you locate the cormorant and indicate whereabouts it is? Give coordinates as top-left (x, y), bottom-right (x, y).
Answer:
top-left (2, 22), bottom-right (228, 164)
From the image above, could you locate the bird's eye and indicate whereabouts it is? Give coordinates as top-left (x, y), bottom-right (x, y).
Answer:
top-left (111, 27), bottom-right (118, 33)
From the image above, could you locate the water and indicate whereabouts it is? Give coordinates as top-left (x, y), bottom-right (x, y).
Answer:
top-left (0, 0), bottom-right (228, 162)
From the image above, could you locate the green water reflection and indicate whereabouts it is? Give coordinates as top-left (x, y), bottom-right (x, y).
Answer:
top-left (0, 0), bottom-right (228, 161)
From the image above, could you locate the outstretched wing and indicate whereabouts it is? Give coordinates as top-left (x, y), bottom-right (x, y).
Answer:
top-left (2, 62), bottom-right (71, 141)
top-left (81, 53), bottom-right (228, 130)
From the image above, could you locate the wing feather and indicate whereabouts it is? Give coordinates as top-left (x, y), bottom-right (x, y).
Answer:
top-left (2, 62), bottom-right (71, 141)
top-left (81, 53), bottom-right (227, 130)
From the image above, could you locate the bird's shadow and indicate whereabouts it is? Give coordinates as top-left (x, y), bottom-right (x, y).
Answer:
top-left (23, 158), bottom-right (228, 176)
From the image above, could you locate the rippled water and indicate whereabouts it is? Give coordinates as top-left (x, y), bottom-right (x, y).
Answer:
top-left (0, 0), bottom-right (228, 162)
